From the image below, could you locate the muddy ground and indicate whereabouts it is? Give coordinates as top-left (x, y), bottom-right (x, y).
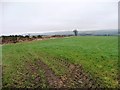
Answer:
top-left (3, 58), bottom-right (104, 89)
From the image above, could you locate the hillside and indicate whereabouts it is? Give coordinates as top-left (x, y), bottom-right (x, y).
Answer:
top-left (2, 36), bottom-right (118, 88)
top-left (24, 29), bottom-right (118, 36)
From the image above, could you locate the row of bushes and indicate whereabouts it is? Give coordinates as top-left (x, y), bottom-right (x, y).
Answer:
top-left (0, 35), bottom-right (70, 44)
top-left (1, 35), bottom-right (42, 44)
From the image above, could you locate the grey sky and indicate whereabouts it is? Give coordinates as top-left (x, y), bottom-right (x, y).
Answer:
top-left (1, 0), bottom-right (118, 35)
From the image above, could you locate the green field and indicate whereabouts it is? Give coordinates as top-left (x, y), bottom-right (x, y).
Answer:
top-left (2, 36), bottom-right (118, 88)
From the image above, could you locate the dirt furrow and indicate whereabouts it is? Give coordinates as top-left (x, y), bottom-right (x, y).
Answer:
top-left (35, 60), bottom-right (64, 88)
top-left (35, 59), bottom-right (100, 88)
top-left (48, 58), bottom-right (101, 88)
top-left (7, 58), bottom-right (102, 88)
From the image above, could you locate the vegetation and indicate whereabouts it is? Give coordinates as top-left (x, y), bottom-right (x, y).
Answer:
top-left (2, 36), bottom-right (118, 88)
top-left (73, 30), bottom-right (78, 36)
top-left (2, 35), bottom-right (43, 44)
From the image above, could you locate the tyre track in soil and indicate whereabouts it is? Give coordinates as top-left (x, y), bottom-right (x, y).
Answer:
top-left (34, 60), bottom-right (63, 88)
top-left (11, 58), bottom-right (101, 88)
top-left (52, 58), bottom-right (101, 88)
top-left (34, 59), bottom-right (101, 88)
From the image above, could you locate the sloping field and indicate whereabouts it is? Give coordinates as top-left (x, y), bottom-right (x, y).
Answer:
top-left (2, 36), bottom-right (118, 88)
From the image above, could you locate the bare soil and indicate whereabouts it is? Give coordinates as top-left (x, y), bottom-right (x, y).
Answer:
top-left (5, 59), bottom-right (102, 88)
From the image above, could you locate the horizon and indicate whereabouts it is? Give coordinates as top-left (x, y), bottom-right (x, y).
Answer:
top-left (1, 29), bottom-right (118, 36)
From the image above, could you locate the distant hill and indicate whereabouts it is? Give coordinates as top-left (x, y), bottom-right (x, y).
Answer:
top-left (79, 29), bottom-right (118, 36)
top-left (25, 29), bottom-right (118, 36)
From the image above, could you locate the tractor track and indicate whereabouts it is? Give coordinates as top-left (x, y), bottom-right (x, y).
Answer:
top-left (4, 58), bottom-right (102, 88)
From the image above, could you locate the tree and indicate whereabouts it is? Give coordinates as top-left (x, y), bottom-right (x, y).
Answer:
top-left (73, 29), bottom-right (78, 36)
top-left (37, 35), bottom-right (42, 38)
top-left (25, 35), bottom-right (29, 38)
top-left (32, 36), bottom-right (37, 39)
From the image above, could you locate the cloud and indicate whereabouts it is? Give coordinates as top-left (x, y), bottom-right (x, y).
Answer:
top-left (1, 0), bottom-right (118, 35)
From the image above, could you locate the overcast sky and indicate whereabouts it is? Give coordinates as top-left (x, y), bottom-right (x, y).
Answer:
top-left (0, 0), bottom-right (119, 35)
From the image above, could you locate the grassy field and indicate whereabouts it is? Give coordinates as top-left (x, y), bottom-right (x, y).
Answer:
top-left (2, 36), bottom-right (118, 88)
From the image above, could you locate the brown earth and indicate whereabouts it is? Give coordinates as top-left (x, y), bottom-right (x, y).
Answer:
top-left (1, 35), bottom-right (67, 44)
top-left (4, 58), bottom-right (102, 88)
